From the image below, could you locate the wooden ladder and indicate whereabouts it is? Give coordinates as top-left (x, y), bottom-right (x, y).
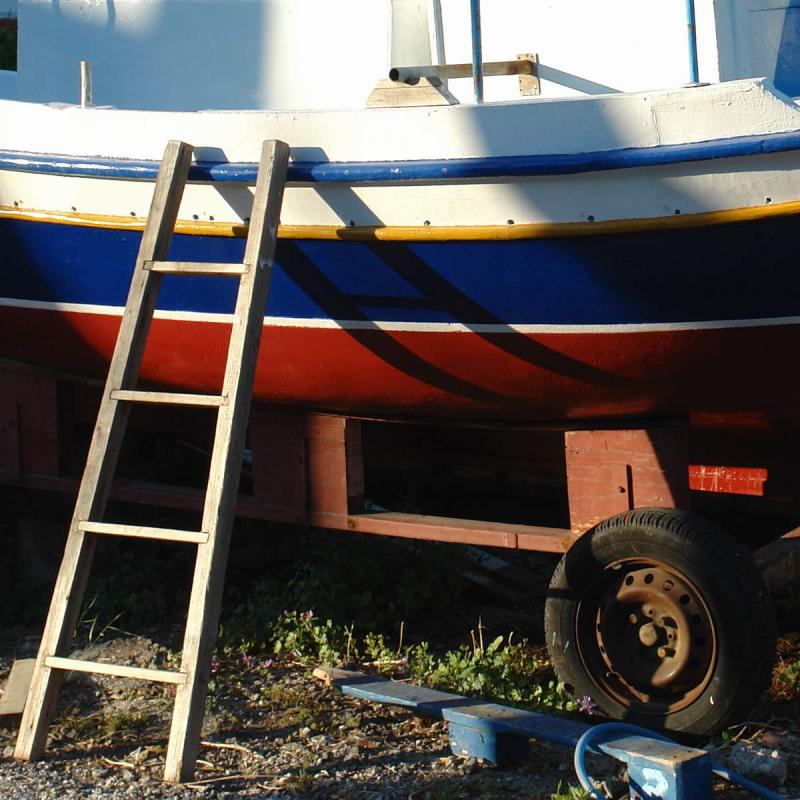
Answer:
top-left (14, 138), bottom-right (290, 783)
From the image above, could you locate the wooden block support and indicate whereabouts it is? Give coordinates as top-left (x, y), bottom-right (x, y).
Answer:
top-left (565, 425), bottom-right (690, 534)
top-left (448, 719), bottom-right (530, 765)
top-left (248, 410), bottom-right (573, 552)
top-left (305, 415), bottom-right (364, 516)
top-left (0, 370), bottom-right (59, 480)
top-left (0, 392), bottom-right (20, 481)
top-left (250, 408), bottom-right (307, 520)
top-left (250, 411), bottom-right (364, 518)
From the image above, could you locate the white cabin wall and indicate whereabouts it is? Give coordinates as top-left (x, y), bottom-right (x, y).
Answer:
top-left (714, 0), bottom-right (800, 97)
top-left (432, 0), bottom-right (721, 103)
top-left (16, 0), bottom-right (390, 110)
top-left (12, 0), bottom-right (731, 111)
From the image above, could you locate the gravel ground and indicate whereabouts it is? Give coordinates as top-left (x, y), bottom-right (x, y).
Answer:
top-left (0, 630), bottom-right (798, 799)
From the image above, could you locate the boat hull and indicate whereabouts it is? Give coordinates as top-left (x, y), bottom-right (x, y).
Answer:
top-left (1, 212), bottom-right (800, 427)
top-left (3, 80), bottom-right (800, 428)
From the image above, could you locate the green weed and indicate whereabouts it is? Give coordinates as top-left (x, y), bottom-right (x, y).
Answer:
top-left (102, 707), bottom-right (149, 736)
top-left (271, 610), bottom-right (355, 666)
top-left (776, 659), bottom-right (800, 698)
top-left (75, 594), bottom-right (126, 642)
top-left (550, 782), bottom-right (590, 800)
top-left (263, 612), bottom-right (576, 715)
top-left (407, 634), bottom-right (576, 712)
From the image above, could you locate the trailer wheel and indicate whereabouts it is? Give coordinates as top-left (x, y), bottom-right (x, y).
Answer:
top-left (544, 508), bottom-right (775, 738)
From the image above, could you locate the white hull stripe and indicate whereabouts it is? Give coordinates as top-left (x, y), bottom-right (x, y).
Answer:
top-left (1, 296), bottom-right (799, 335)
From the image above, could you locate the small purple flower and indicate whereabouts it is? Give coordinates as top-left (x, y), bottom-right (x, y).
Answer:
top-left (259, 658), bottom-right (273, 670)
top-left (303, 610), bottom-right (315, 620)
top-left (577, 695), bottom-right (598, 715)
top-left (210, 656), bottom-right (221, 676)
top-left (241, 653), bottom-right (257, 669)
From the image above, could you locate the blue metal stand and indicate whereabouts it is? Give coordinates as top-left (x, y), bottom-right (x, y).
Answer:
top-left (601, 735), bottom-right (712, 800)
top-left (315, 668), bottom-right (712, 800)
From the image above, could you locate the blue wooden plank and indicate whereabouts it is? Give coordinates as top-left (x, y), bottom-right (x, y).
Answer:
top-left (334, 676), bottom-right (465, 710)
top-left (329, 671), bottom-right (590, 748)
top-left (442, 703), bottom-right (590, 748)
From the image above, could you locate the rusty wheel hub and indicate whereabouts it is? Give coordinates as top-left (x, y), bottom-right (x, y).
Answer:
top-left (578, 562), bottom-right (717, 712)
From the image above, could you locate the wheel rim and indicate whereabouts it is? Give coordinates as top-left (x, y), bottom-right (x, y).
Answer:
top-left (576, 559), bottom-right (718, 713)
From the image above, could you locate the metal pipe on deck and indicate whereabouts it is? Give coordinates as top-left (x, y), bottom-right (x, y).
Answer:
top-left (80, 61), bottom-right (92, 108)
top-left (389, 59), bottom-right (534, 84)
top-left (470, 0), bottom-right (484, 103)
top-left (686, 0), bottom-right (699, 84)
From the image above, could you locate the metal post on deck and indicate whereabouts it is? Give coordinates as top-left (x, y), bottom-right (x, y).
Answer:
top-left (469, 0), bottom-right (484, 103)
top-left (80, 60), bottom-right (93, 108)
top-left (685, 0), bottom-right (699, 84)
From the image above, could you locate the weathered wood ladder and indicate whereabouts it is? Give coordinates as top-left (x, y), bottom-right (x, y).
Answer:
top-left (14, 138), bottom-right (290, 783)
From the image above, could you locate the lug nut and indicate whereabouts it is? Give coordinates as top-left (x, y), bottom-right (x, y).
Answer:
top-left (639, 623), bottom-right (659, 647)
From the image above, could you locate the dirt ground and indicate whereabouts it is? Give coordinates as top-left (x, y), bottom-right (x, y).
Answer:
top-left (0, 628), bottom-right (798, 799)
top-left (0, 510), bottom-right (798, 798)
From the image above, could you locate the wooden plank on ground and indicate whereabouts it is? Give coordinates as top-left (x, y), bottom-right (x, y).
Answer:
top-left (0, 659), bottom-right (35, 717)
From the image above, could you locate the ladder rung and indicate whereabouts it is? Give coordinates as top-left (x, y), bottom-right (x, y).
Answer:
top-left (146, 260), bottom-right (247, 276)
top-left (111, 390), bottom-right (227, 407)
top-left (45, 657), bottom-right (187, 685)
top-left (79, 521), bottom-right (209, 544)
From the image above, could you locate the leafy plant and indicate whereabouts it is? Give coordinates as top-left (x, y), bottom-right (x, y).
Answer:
top-left (254, 610), bottom-right (577, 716)
top-left (271, 610), bottom-right (355, 666)
top-left (775, 658), bottom-right (800, 699)
top-left (407, 632), bottom-right (576, 713)
top-left (550, 782), bottom-right (590, 800)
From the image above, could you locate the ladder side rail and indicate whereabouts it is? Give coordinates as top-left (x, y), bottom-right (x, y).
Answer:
top-left (15, 140), bottom-right (194, 762)
top-left (164, 139), bottom-right (290, 783)
top-left (84, 139), bottom-right (195, 517)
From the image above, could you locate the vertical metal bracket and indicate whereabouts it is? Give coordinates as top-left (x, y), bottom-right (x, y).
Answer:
top-left (518, 52), bottom-right (541, 96)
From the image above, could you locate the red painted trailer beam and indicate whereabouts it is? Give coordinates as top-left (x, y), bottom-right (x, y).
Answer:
top-left (311, 510), bottom-right (574, 552)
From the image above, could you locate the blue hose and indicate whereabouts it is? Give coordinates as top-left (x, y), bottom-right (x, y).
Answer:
top-left (573, 722), bottom-right (788, 800)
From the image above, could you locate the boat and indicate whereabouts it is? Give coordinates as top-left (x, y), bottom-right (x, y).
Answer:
top-left (0, 0), bottom-right (798, 429)
top-left (1, 0), bottom-right (798, 743)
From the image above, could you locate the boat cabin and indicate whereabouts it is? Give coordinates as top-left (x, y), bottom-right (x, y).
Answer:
top-left (1, 1), bottom-right (800, 110)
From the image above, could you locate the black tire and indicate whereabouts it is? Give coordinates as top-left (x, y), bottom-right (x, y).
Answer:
top-left (544, 508), bottom-right (775, 738)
